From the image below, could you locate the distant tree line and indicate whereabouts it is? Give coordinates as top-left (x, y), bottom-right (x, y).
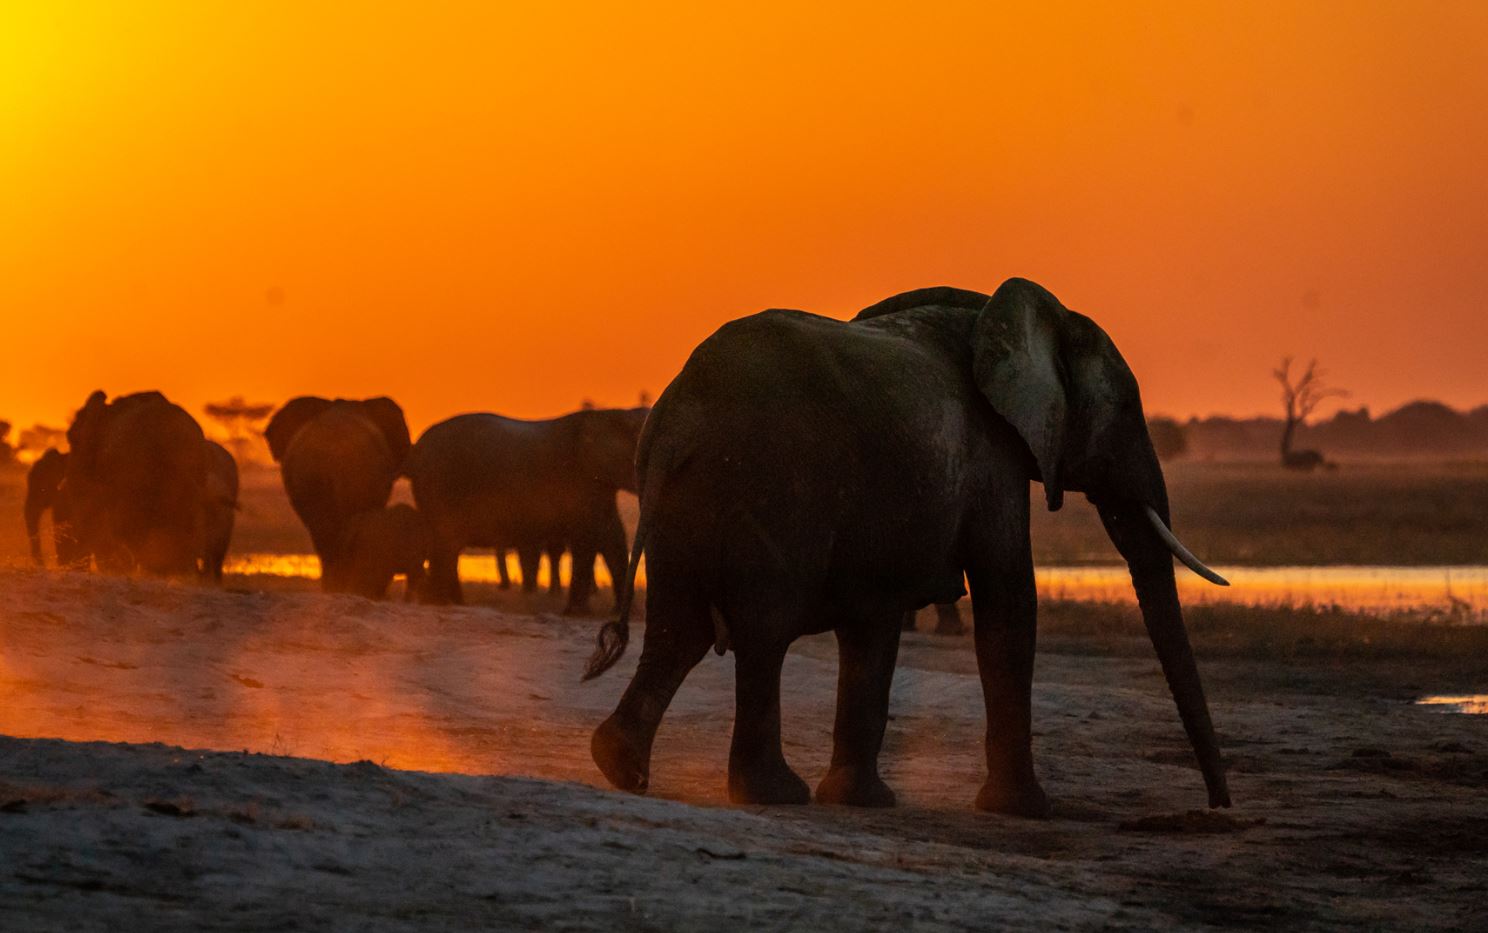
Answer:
top-left (1147, 400), bottom-right (1488, 462)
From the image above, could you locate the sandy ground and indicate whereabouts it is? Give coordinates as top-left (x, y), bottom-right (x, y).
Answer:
top-left (2, 568), bottom-right (1486, 930)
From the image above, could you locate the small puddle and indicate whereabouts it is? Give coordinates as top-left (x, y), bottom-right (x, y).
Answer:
top-left (1415, 695), bottom-right (1488, 715)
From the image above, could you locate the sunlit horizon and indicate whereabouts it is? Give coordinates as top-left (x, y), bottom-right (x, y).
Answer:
top-left (5, 2), bottom-right (1488, 435)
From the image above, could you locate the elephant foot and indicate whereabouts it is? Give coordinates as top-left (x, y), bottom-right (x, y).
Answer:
top-left (591, 715), bottom-right (651, 794)
top-left (562, 600), bottom-right (594, 617)
top-left (815, 765), bottom-right (896, 808)
top-left (974, 776), bottom-right (1051, 819)
top-left (728, 757), bottom-right (810, 806)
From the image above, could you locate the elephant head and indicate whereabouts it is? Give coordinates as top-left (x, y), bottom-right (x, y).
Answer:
top-left (577, 407), bottom-right (650, 493)
top-left (335, 504), bottom-right (431, 600)
top-left (980, 278), bottom-right (1230, 807)
top-left (24, 449), bottom-right (70, 565)
top-left (863, 278), bottom-right (1231, 808)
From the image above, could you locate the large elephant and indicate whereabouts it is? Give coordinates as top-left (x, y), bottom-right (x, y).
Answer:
top-left (586, 279), bottom-right (1231, 816)
top-left (264, 396), bottom-right (411, 591)
top-left (336, 504), bottom-right (431, 600)
top-left (27, 440), bottom-right (238, 577)
top-left (24, 449), bottom-right (87, 568)
top-left (63, 391), bottom-right (209, 575)
top-left (408, 407), bottom-right (648, 613)
top-left (200, 440), bottom-right (239, 582)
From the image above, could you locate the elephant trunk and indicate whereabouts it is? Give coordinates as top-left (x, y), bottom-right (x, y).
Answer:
top-left (24, 496), bottom-right (46, 566)
top-left (1100, 502), bottom-right (1231, 808)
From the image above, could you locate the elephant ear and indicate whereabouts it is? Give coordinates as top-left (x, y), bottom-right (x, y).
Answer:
top-left (359, 397), bottom-right (412, 472)
top-left (972, 278), bottom-right (1070, 512)
top-left (65, 391), bottom-right (110, 473)
top-left (265, 397), bottom-right (332, 462)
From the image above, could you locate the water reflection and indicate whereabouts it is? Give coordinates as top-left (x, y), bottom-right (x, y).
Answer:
top-left (224, 555), bottom-right (1488, 618)
top-left (1415, 695), bottom-right (1488, 714)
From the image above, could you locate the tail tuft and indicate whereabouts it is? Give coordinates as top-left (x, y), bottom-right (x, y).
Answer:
top-left (582, 620), bottom-right (629, 681)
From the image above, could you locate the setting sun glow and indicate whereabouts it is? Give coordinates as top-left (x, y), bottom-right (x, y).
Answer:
top-left (3, 2), bottom-right (1486, 433)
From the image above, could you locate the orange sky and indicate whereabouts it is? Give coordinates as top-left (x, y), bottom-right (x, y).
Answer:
top-left (3, 2), bottom-right (1486, 436)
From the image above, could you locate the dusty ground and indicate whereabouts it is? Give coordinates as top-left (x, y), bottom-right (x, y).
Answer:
top-left (2, 568), bottom-right (1486, 929)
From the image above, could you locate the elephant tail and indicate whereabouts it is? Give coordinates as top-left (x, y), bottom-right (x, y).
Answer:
top-left (582, 447), bottom-right (672, 682)
top-left (582, 514), bottom-right (647, 681)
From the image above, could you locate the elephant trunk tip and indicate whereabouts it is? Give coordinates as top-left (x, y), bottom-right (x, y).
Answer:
top-left (1210, 783), bottom-right (1233, 809)
top-left (582, 620), bottom-right (629, 681)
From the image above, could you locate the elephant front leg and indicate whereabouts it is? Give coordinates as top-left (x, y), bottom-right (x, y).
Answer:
top-left (728, 640), bottom-right (810, 805)
top-left (545, 544), bottom-right (565, 595)
top-left (425, 542), bottom-right (464, 605)
top-left (816, 615), bottom-right (901, 807)
top-left (563, 547), bottom-right (599, 615)
top-left (517, 546), bottom-right (542, 594)
top-left (968, 558), bottom-right (1049, 818)
top-left (596, 512), bottom-right (629, 613)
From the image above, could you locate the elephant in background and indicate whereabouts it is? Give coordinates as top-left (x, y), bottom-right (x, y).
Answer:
top-left (265, 396), bottom-right (411, 591)
top-left (27, 439), bottom-right (239, 578)
top-left (64, 391), bottom-right (209, 576)
top-left (903, 600), bottom-right (966, 636)
top-left (24, 449), bottom-right (87, 568)
top-left (200, 440), bottom-right (239, 583)
top-left (335, 504), bottom-right (431, 600)
top-left (408, 407), bottom-right (647, 613)
top-left (586, 279), bottom-right (1231, 816)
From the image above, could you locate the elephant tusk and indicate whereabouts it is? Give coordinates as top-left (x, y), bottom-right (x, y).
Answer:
top-left (1145, 506), bottom-right (1230, 587)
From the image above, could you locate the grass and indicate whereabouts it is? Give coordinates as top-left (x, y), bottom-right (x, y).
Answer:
top-left (1031, 460), bottom-right (1488, 566)
top-left (1038, 597), bottom-right (1488, 664)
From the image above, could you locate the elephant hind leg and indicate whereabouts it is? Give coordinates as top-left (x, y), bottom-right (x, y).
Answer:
top-left (591, 584), bottom-right (713, 795)
top-left (816, 613), bottom-right (901, 807)
top-left (728, 637), bottom-right (810, 806)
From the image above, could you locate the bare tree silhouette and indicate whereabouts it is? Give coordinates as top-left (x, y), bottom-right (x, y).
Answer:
top-left (1273, 356), bottom-right (1347, 470)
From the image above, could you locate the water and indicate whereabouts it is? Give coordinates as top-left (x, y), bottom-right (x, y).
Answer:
top-left (1415, 695), bottom-right (1488, 715)
top-left (223, 555), bottom-right (1488, 620)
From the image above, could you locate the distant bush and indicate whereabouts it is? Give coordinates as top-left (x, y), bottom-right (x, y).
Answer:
top-left (1147, 417), bottom-right (1189, 460)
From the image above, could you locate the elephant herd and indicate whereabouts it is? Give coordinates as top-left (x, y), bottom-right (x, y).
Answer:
top-left (26, 391), bottom-right (647, 613)
top-left (20, 278), bottom-right (1236, 816)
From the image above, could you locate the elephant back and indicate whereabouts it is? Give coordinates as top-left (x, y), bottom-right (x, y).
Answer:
top-left (268, 396), bottom-right (410, 473)
top-left (271, 398), bottom-right (409, 562)
top-left (63, 390), bottom-right (209, 574)
top-left (854, 286), bottom-right (991, 322)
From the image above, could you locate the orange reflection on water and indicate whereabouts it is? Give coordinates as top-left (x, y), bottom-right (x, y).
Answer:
top-left (226, 552), bottom-right (639, 590)
top-left (226, 555), bottom-right (1488, 619)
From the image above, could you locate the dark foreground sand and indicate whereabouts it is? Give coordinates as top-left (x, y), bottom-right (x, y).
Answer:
top-left (1, 569), bottom-right (1485, 930)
